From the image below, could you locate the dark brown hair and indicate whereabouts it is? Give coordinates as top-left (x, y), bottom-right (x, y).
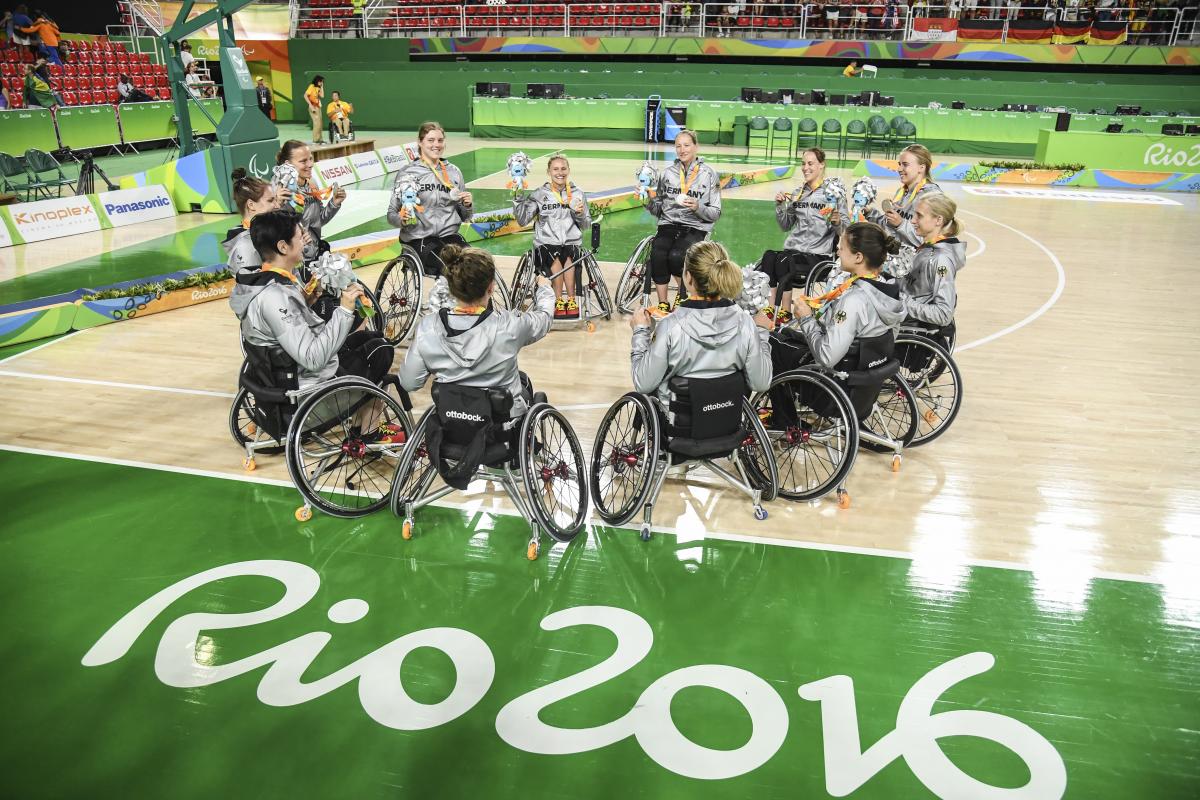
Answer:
top-left (276, 139), bottom-right (308, 166)
top-left (418, 121), bottom-right (445, 142)
top-left (231, 167), bottom-right (272, 217)
top-left (801, 147), bottom-right (826, 163)
top-left (843, 222), bottom-right (900, 270)
top-left (440, 244), bottom-right (496, 303)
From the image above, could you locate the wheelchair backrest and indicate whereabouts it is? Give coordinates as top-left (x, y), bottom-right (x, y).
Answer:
top-left (239, 341), bottom-right (300, 440)
top-left (836, 332), bottom-right (899, 421)
top-left (426, 382), bottom-right (515, 490)
top-left (665, 372), bottom-right (747, 459)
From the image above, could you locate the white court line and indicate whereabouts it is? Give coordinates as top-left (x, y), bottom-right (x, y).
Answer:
top-left (954, 208), bottom-right (1066, 354)
top-left (0, 329), bottom-right (87, 365)
top-left (0, 370), bottom-right (236, 399)
top-left (0, 442), bottom-right (1162, 587)
top-left (965, 231), bottom-right (986, 261)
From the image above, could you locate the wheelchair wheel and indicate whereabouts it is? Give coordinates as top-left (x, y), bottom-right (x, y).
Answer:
top-left (803, 259), bottom-right (837, 299)
top-left (613, 234), bottom-right (654, 315)
top-left (508, 251), bottom-right (537, 312)
top-left (580, 252), bottom-right (613, 321)
top-left (374, 248), bottom-right (424, 345)
top-left (895, 334), bottom-right (962, 447)
top-left (738, 398), bottom-right (779, 502)
top-left (753, 368), bottom-right (859, 502)
top-left (228, 387), bottom-right (284, 455)
top-left (490, 269), bottom-right (512, 312)
top-left (859, 373), bottom-right (918, 453)
top-left (358, 280), bottom-right (385, 336)
top-left (589, 392), bottom-right (661, 526)
top-left (389, 408), bottom-right (439, 519)
top-left (286, 376), bottom-right (411, 518)
top-left (520, 404), bottom-right (588, 543)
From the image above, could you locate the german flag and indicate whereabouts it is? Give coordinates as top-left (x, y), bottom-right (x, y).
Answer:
top-left (957, 19), bottom-right (1004, 41)
top-left (1052, 22), bottom-right (1092, 44)
top-left (1088, 21), bottom-right (1128, 45)
top-left (1007, 19), bottom-right (1054, 43)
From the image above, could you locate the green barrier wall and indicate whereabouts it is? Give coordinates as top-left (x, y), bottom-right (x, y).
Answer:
top-left (188, 98), bottom-right (225, 136)
top-left (0, 109), bottom-right (58, 156)
top-left (1035, 129), bottom-right (1200, 172)
top-left (55, 105), bottom-right (122, 150)
top-left (117, 101), bottom-right (177, 143)
top-left (288, 39), bottom-right (1200, 129)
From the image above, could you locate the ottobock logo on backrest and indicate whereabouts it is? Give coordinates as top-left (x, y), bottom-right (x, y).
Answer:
top-left (702, 400), bottom-right (734, 413)
top-left (446, 410), bottom-right (485, 422)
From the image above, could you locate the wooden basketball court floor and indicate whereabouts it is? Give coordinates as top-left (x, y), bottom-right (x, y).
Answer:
top-left (2, 134), bottom-right (1199, 592)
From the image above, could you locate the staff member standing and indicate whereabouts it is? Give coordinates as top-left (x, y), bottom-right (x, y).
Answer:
top-left (304, 75), bottom-right (325, 145)
top-left (255, 77), bottom-right (273, 120)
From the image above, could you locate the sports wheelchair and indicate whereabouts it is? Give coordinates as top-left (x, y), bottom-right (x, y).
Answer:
top-left (389, 379), bottom-right (588, 561)
top-left (509, 220), bottom-right (613, 331)
top-left (894, 328), bottom-right (962, 446)
top-left (373, 242), bottom-right (512, 346)
top-left (752, 330), bottom-right (917, 509)
top-left (611, 232), bottom-right (707, 316)
top-left (589, 372), bottom-right (779, 541)
top-left (229, 342), bottom-right (416, 520)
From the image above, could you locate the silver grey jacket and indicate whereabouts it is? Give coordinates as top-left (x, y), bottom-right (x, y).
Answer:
top-left (399, 283), bottom-right (555, 419)
top-left (901, 238), bottom-right (965, 327)
top-left (866, 180), bottom-right (942, 248)
top-left (795, 272), bottom-right (907, 369)
top-left (230, 271), bottom-right (354, 388)
top-left (387, 159), bottom-right (472, 241)
top-left (222, 226), bottom-right (260, 273)
top-left (647, 158), bottom-right (722, 232)
top-left (776, 182), bottom-right (847, 255)
top-left (631, 302), bottom-right (772, 405)
top-left (270, 179), bottom-right (343, 263)
top-left (512, 182), bottom-right (591, 247)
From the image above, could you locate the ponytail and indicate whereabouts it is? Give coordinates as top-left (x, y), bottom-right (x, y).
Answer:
top-left (920, 193), bottom-right (963, 238)
top-left (440, 244), bottom-right (496, 303)
top-left (231, 168), bottom-right (272, 217)
top-left (843, 222), bottom-right (899, 270)
top-left (683, 240), bottom-right (742, 300)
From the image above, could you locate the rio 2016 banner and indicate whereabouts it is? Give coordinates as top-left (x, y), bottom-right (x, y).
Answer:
top-left (0, 186), bottom-right (175, 248)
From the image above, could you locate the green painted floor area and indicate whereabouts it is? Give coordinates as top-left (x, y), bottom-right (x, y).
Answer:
top-left (2, 449), bottom-right (1196, 798)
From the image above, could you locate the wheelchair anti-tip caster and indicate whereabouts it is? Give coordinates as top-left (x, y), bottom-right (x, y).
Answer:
top-left (243, 456), bottom-right (256, 472)
top-left (754, 505), bottom-right (768, 521)
top-left (585, 321), bottom-right (596, 334)
top-left (295, 504), bottom-right (313, 522)
top-left (527, 537), bottom-right (541, 561)
top-left (891, 454), bottom-right (902, 473)
top-left (402, 518), bottom-right (414, 540)
top-left (837, 490), bottom-right (851, 510)
top-left (245, 423), bottom-right (257, 436)
top-left (923, 409), bottom-right (938, 426)
top-left (639, 524), bottom-right (652, 542)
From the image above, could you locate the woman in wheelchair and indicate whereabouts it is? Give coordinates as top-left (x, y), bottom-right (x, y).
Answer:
top-left (866, 143), bottom-right (941, 248)
top-left (232, 209), bottom-right (396, 401)
top-left (757, 146), bottom-right (844, 326)
top-left (386, 121), bottom-right (474, 279)
top-left (643, 130), bottom-right (722, 315)
top-left (512, 154), bottom-right (591, 320)
top-left (901, 193), bottom-right (965, 350)
top-left (629, 241), bottom-right (774, 403)
top-left (222, 168), bottom-right (282, 275)
top-left (272, 140), bottom-right (347, 268)
top-left (399, 244), bottom-right (553, 421)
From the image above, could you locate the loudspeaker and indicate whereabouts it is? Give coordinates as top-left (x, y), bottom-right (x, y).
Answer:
top-left (829, 93), bottom-right (846, 105)
top-left (741, 87), bottom-right (763, 102)
top-left (795, 91), bottom-right (812, 105)
top-left (811, 89), bottom-right (827, 105)
top-left (1186, 124), bottom-right (1200, 135)
top-left (951, 100), bottom-right (966, 110)
top-left (1055, 112), bottom-right (1071, 132)
top-left (489, 82), bottom-right (510, 98)
top-left (779, 88), bottom-right (795, 104)
top-left (1104, 122), bottom-right (1124, 133)
top-left (879, 95), bottom-right (895, 107)
top-left (475, 82), bottom-right (490, 96)
top-left (1162, 123), bottom-right (1184, 136)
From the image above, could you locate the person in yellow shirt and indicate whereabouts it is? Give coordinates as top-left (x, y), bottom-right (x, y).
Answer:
top-left (842, 61), bottom-right (861, 78)
top-left (303, 75), bottom-right (325, 145)
top-left (326, 91), bottom-right (354, 141)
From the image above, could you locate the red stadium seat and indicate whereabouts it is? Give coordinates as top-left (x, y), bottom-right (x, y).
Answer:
top-left (62, 90), bottom-right (77, 106)
top-left (78, 89), bottom-right (93, 105)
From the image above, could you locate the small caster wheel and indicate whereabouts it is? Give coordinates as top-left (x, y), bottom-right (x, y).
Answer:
top-left (526, 539), bottom-right (540, 561)
top-left (837, 490), bottom-right (851, 510)
top-left (923, 409), bottom-right (938, 426)
top-left (243, 456), bottom-right (256, 472)
top-left (295, 505), bottom-right (313, 522)
top-left (585, 321), bottom-right (596, 333)
top-left (402, 518), bottom-right (413, 540)
top-left (754, 505), bottom-right (768, 521)
top-left (245, 422), bottom-right (257, 436)
top-left (891, 454), bottom-right (902, 473)
top-left (639, 525), bottom-right (651, 542)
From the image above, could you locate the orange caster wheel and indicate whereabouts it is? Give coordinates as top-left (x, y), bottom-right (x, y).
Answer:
top-left (585, 321), bottom-right (596, 333)
top-left (402, 519), bottom-right (413, 540)
top-left (243, 456), bottom-right (256, 472)
top-left (295, 505), bottom-right (313, 522)
top-left (891, 454), bottom-right (902, 473)
top-left (923, 409), bottom-right (938, 426)
top-left (245, 422), bottom-right (257, 436)
top-left (837, 490), bottom-right (851, 510)
top-left (526, 539), bottom-right (540, 561)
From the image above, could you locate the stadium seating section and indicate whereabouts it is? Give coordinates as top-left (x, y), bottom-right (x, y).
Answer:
top-left (2, 39), bottom-right (170, 109)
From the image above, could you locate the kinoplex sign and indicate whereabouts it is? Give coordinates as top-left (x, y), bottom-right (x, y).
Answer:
top-left (8, 196), bottom-right (101, 243)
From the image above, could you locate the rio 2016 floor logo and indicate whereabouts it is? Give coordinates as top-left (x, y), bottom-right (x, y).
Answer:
top-left (83, 560), bottom-right (1067, 799)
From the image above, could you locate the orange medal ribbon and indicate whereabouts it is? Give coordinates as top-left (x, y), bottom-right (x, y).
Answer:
top-left (678, 160), bottom-right (700, 197)
top-left (892, 178), bottom-right (927, 209)
top-left (424, 158), bottom-right (454, 189)
top-left (550, 182), bottom-right (572, 206)
top-left (452, 305), bottom-right (487, 315)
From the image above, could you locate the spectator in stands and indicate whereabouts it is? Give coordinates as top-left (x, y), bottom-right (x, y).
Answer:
top-left (184, 60), bottom-right (202, 99)
top-left (326, 91), bottom-right (354, 140)
top-left (351, 0), bottom-right (366, 38)
top-left (117, 73), bottom-right (155, 104)
top-left (256, 77), bottom-right (273, 120)
top-left (0, 85), bottom-right (10, 109)
top-left (3, 6), bottom-right (36, 58)
top-left (304, 75), bottom-right (325, 145)
top-left (33, 56), bottom-right (62, 104)
top-left (22, 62), bottom-right (56, 108)
top-left (180, 40), bottom-right (195, 71)
top-left (18, 9), bottom-right (60, 65)
top-left (843, 60), bottom-right (861, 77)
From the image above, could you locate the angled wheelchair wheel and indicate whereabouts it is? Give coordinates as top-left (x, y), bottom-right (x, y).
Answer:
top-left (509, 251), bottom-right (537, 312)
top-left (489, 269), bottom-right (512, 313)
top-left (357, 280), bottom-right (386, 336)
top-left (520, 404), bottom-right (588, 543)
top-left (286, 377), bottom-right (411, 518)
top-left (229, 387), bottom-right (285, 455)
top-left (374, 248), bottom-right (424, 345)
top-left (389, 408), bottom-right (438, 519)
top-left (580, 253), bottom-right (613, 320)
top-left (738, 398), bottom-right (779, 502)
top-left (613, 234), bottom-right (654, 315)
top-left (753, 368), bottom-right (859, 503)
top-left (860, 373), bottom-right (919, 453)
top-left (895, 334), bottom-right (963, 447)
top-left (803, 259), bottom-right (837, 299)
top-left (589, 392), bottom-right (661, 526)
